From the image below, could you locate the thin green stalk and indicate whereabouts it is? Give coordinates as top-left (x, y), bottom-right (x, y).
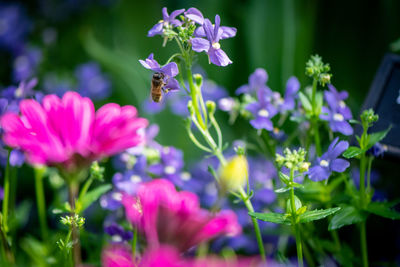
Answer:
top-left (294, 225), bottom-right (304, 267)
top-left (34, 168), bottom-right (49, 241)
top-left (359, 154), bottom-right (367, 208)
top-left (68, 181), bottom-right (81, 266)
top-left (187, 66), bottom-right (206, 129)
top-left (132, 227), bottom-right (137, 257)
top-left (366, 156), bottom-right (373, 193)
top-left (310, 78), bottom-right (321, 156)
top-left (289, 168), bottom-right (303, 267)
top-left (238, 187), bottom-right (266, 262)
top-left (360, 221), bottom-right (368, 267)
top-left (2, 150), bottom-right (11, 234)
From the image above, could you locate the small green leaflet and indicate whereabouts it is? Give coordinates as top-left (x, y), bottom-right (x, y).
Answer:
top-left (278, 172), bottom-right (290, 185)
top-left (366, 126), bottom-right (391, 150)
top-left (299, 92), bottom-right (312, 112)
top-left (78, 184), bottom-right (112, 213)
top-left (342, 146), bottom-right (364, 159)
top-left (248, 212), bottom-right (292, 225)
top-left (366, 201), bottom-right (400, 220)
top-left (275, 187), bottom-right (291, 193)
top-left (329, 206), bottom-right (367, 230)
top-left (299, 207), bottom-right (341, 223)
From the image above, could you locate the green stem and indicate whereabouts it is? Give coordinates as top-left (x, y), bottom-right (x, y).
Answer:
top-left (294, 224), bottom-right (304, 267)
top-left (359, 153), bottom-right (367, 208)
top-left (187, 66), bottom-right (206, 129)
top-left (2, 150), bottom-right (11, 234)
top-left (360, 221), bottom-right (368, 267)
top-left (366, 156), bottom-right (373, 193)
top-left (289, 168), bottom-right (303, 267)
top-left (238, 187), bottom-right (266, 262)
top-left (132, 227), bottom-right (137, 257)
top-left (34, 167), bottom-right (49, 241)
top-left (68, 182), bottom-right (81, 266)
top-left (310, 77), bottom-right (321, 156)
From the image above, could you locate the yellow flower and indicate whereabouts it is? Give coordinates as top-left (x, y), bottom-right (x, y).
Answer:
top-left (219, 155), bottom-right (248, 192)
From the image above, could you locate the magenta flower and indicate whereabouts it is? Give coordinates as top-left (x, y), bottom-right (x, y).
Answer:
top-left (191, 15), bottom-right (236, 67)
top-left (147, 7), bottom-right (185, 37)
top-left (122, 179), bottom-right (241, 252)
top-left (139, 53), bottom-right (180, 92)
top-left (102, 244), bottom-right (136, 267)
top-left (0, 92), bottom-right (148, 171)
top-left (308, 137), bottom-right (350, 181)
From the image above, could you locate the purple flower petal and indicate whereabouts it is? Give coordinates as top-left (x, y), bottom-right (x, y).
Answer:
top-left (208, 48), bottom-right (232, 67)
top-left (331, 120), bottom-right (353, 136)
top-left (184, 8), bottom-right (204, 24)
top-left (194, 26), bottom-right (206, 37)
top-left (249, 68), bottom-right (268, 88)
top-left (161, 62), bottom-right (179, 77)
top-left (191, 38), bottom-right (210, 52)
top-left (308, 165), bottom-right (330, 181)
top-left (285, 76), bottom-right (300, 96)
top-left (330, 158), bottom-right (350, 173)
top-left (147, 22), bottom-right (164, 37)
top-left (235, 85), bottom-right (250, 95)
top-left (162, 7), bottom-right (169, 20)
top-left (320, 106), bottom-right (331, 121)
top-left (169, 9), bottom-right (185, 20)
top-left (202, 18), bottom-right (214, 41)
top-left (250, 116), bottom-right (273, 131)
top-left (139, 53), bottom-right (160, 71)
top-left (165, 78), bottom-right (180, 91)
top-left (220, 26), bottom-right (237, 39)
top-left (329, 139), bottom-right (349, 159)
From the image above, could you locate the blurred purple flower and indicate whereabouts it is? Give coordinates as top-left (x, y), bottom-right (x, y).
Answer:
top-left (351, 167), bottom-right (380, 189)
top-left (75, 62), bottom-right (111, 100)
top-left (9, 150), bottom-right (24, 167)
top-left (42, 73), bottom-right (73, 96)
top-left (0, 186), bottom-right (3, 200)
top-left (278, 76), bottom-right (300, 113)
top-left (184, 7), bottom-right (204, 24)
top-left (308, 137), bottom-right (350, 181)
top-left (236, 68), bottom-right (270, 95)
top-left (139, 53), bottom-right (180, 92)
top-left (320, 84), bottom-right (353, 136)
top-left (246, 88), bottom-right (277, 131)
top-left (12, 46), bottom-right (42, 83)
top-left (148, 146), bottom-right (185, 186)
top-left (218, 97), bottom-right (236, 112)
top-left (104, 222), bottom-right (133, 243)
top-left (191, 15), bottom-right (236, 67)
top-left (147, 7), bottom-right (184, 37)
top-left (367, 142), bottom-right (386, 158)
top-left (0, 3), bottom-right (30, 53)
top-left (2, 78), bottom-right (37, 101)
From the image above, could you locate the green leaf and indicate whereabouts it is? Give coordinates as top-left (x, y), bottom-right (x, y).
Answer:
top-left (278, 171), bottom-right (290, 185)
top-left (366, 126), bottom-right (391, 150)
top-left (315, 92), bottom-right (323, 114)
top-left (275, 187), bottom-right (290, 193)
top-left (342, 146), bottom-right (364, 159)
top-left (349, 119), bottom-right (361, 125)
top-left (366, 201), bottom-right (400, 220)
top-left (299, 92), bottom-right (312, 111)
top-left (248, 212), bottom-right (291, 225)
top-left (299, 207), bottom-right (341, 223)
top-left (78, 184), bottom-right (112, 213)
top-left (329, 206), bottom-right (367, 230)
top-left (286, 195), bottom-right (302, 213)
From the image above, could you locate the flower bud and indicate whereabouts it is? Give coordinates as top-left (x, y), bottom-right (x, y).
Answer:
top-left (219, 155), bottom-right (248, 192)
top-left (193, 73), bottom-right (203, 88)
top-left (187, 100), bottom-right (194, 116)
top-left (206, 100), bottom-right (216, 115)
top-left (319, 73), bottom-right (331, 86)
top-left (299, 162), bottom-right (310, 172)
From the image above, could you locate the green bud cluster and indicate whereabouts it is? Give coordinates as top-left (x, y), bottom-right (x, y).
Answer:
top-left (177, 23), bottom-right (196, 44)
top-left (276, 148), bottom-right (310, 172)
top-left (305, 55), bottom-right (332, 86)
top-left (60, 214), bottom-right (85, 228)
top-left (90, 161), bottom-right (104, 181)
top-left (360, 109), bottom-right (379, 128)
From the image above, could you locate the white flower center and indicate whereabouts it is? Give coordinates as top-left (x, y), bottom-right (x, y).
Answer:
top-left (181, 172), bottom-right (191, 181)
top-left (14, 87), bottom-right (23, 98)
top-left (212, 42), bottom-right (221, 49)
top-left (339, 100), bottom-right (346, 108)
top-left (320, 160), bottom-right (329, 167)
top-left (130, 175), bottom-right (142, 183)
top-left (111, 235), bottom-right (122, 243)
top-left (258, 109), bottom-right (269, 117)
top-left (112, 192), bottom-right (123, 201)
top-left (164, 165), bottom-right (176, 175)
top-left (333, 113), bottom-right (344, 121)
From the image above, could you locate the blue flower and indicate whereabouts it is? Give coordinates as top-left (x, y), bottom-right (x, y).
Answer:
top-left (246, 87), bottom-right (277, 131)
top-left (308, 137), bottom-right (350, 181)
top-left (278, 76), bottom-right (300, 113)
top-left (104, 222), bottom-right (133, 243)
top-left (75, 62), bottom-right (111, 101)
top-left (236, 68), bottom-right (270, 95)
top-left (147, 7), bottom-right (185, 37)
top-left (184, 7), bottom-right (204, 24)
top-left (12, 46), bottom-right (42, 83)
top-left (190, 15), bottom-right (236, 67)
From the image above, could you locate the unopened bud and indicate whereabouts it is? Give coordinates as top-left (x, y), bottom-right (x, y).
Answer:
top-left (319, 73), bottom-right (331, 86)
top-left (206, 100), bottom-right (216, 115)
top-left (187, 100), bottom-right (194, 115)
top-left (193, 73), bottom-right (203, 88)
top-left (299, 162), bottom-right (310, 172)
top-left (219, 155), bottom-right (248, 192)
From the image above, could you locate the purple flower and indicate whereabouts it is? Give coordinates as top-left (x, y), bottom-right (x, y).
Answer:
top-left (278, 76), bottom-right (300, 112)
top-left (147, 7), bottom-right (185, 37)
top-left (246, 88), bottom-right (277, 131)
top-left (104, 222), bottom-right (133, 243)
top-left (190, 15), bottom-right (236, 67)
top-left (0, 3), bottom-right (30, 53)
top-left (367, 142), bottom-right (386, 157)
top-left (148, 146), bottom-right (185, 186)
top-left (308, 137), bottom-right (350, 181)
top-left (218, 97), bottom-right (236, 112)
top-left (184, 7), bottom-right (204, 24)
top-left (12, 46), bottom-right (42, 83)
top-left (139, 53), bottom-right (180, 92)
top-left (75, 62), bottom-right (111, 101)
top-left (42, 73), bottom-right (73, 96)
top-left (320, 84), bottom-right (353, 136)
top-left (0, 186), bottom-right (3, 200)
top-left (236, 68), bottom-right (270, 95)
top-left (2, 78), bottom-right (37, 101)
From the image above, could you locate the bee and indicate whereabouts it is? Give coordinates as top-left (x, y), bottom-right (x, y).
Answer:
top-left (151, 72), bottom-right (168, 102)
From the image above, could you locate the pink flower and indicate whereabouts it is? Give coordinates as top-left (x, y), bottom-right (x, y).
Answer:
top-left (102, 245), bottom-right (265, 267)
top-left (0, 92), bottom-right (148, 171)
top-left (121, 179), bottom-right (241, 252)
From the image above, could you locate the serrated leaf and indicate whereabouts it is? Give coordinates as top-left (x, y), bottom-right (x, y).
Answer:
top-left (342, 146), bottom-right (364, 159)
top-left (248, 212), bottom-right (291, 225)
top-left (286, 195), bottom-right (302, 213)
top-left (299, 207), bottom-right (341, 223)
top-left (366, 201), bottom-right (400, 220)
top-left (299, 92), bottom-right (312, 111)
top-left (275, 187), bottom-right (291, 193)
top-left (78, 184), bottom-right (112, 213)
top-left (328, 206), bottom-right (367, 230)
top-left (366, 126), bottom-right (391, 150)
